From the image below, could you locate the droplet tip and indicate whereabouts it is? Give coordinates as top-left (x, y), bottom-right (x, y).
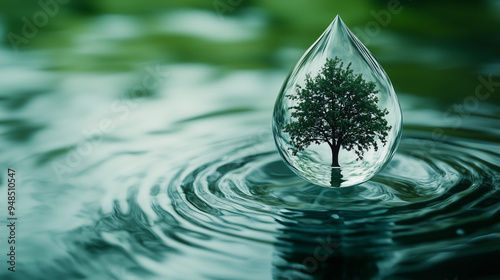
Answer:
top-left (330, 14), bottom-right (345, 27)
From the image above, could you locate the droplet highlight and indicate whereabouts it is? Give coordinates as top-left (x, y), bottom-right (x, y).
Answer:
top-left (272, 15), bottom-right (402, 187)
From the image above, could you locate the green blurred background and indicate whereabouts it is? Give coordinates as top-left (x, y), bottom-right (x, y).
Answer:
top-left (1, 0), bottom-right (499, 104)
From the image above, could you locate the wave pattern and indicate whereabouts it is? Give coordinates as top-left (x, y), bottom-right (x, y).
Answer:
top-left (48, 127), bottom-right (499, 280)
top-left (4, 119), bottom-right (499, 280)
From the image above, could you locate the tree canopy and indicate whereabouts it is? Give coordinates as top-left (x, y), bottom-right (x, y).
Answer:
top-left (283, 57), bottom-right (391, 167)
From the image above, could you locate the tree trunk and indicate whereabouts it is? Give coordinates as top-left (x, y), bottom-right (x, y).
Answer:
top-left (331, 145), bottom-right (340, 168)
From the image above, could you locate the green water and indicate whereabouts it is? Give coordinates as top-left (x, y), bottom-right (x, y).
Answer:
top-left (0, 1), bottom-right (499, 279)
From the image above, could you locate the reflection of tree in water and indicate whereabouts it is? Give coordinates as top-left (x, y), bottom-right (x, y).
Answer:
top-left (330, 168), bottom-right (344, 187)
top-left (272, 209), bottom-right (390, 280)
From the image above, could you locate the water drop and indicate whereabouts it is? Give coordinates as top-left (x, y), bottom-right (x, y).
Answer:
top-left (272, 15), bottom-right (402, 187)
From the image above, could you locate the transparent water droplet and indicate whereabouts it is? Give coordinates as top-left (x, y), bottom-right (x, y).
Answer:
top-left (272, 15), bottom-right (402, 187)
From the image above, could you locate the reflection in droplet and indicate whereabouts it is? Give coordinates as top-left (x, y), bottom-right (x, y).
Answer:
top-left (272, 15), bottom-right (402, 187)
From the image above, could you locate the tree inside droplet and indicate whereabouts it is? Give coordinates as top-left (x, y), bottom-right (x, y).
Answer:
top-left (282, 57), bottom-right (391, 186)
top-left (273, 16), bottom-right (402, 187)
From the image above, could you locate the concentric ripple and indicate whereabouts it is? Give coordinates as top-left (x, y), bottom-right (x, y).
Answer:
top-left (93, 125), bottom-right (499, 279)
top-left (29, 115), bottom-right (499, 280)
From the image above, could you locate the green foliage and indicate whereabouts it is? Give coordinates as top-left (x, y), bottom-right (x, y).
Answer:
top-left (283, 57), bottom-right (391, 166)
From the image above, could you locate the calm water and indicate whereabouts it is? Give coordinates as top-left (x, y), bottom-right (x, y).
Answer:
top-left (1, 2), bottom-right (500, 280)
